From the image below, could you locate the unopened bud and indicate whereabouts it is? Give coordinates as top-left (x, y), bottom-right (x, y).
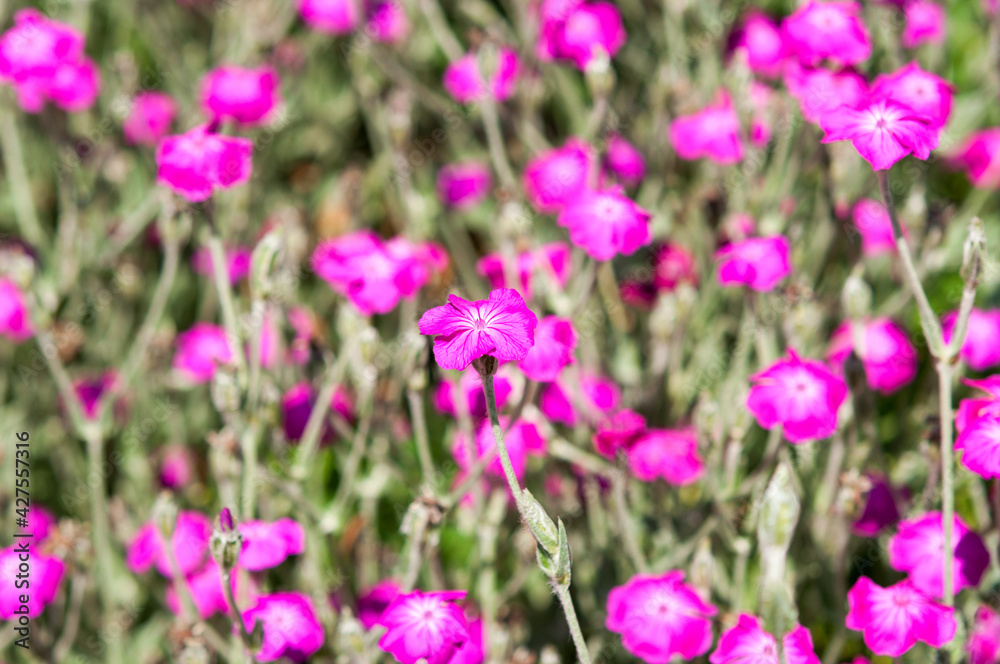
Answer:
top-left (842, 269), bottom-right (872, 321)
top-left (210, 507), bottom-right (244, 572)
top-left (250, 228), bottom-right (283, 300)
top-left (584, 48), bottom-right (615, 98)
top-left (757, 461), bottom-right (800, 553)
top-left (210, 366), bottom-right (241, 414)
top-left (520, 488), bottom-right (559, 555)
top-left (961, 217), bottom-right (986, 287)
top-left (152, 492), bottom-right (178, 540)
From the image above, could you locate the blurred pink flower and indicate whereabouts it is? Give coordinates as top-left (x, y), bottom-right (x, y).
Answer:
top-left (22, 505), bottom-right (56, 545)
top-left (747, 350), bottom-right (848, 443)
top-left (433, 368), bottom-right (514, 419)
top-left (191, 245), bottom-right (252, 284)
top-left (242, 592), bottom-right (325, 662)
top-left (358, 580), bottom-right (402, 629)
top-left (557, 186), bottom-right (652, 261)
top-left (606, 570), bottom-right (718, 662)
top-left (827, 318), bottom-right (918, 394)
top-left (846, 577), bottom-right (956, 656)
top-left (297, 0), bottom-right (359, 33)
top-left (851, 198), bottom-right (899, 256)
top-left (123, 92), bottom-right (177, 145)
top-left (604, 133), bottom-right (646, 186)
top-left (955, 415), bottom-right (1000, 478)
top-left (751, 82), bottom-right (774, 148)
top-left (539, 371), bottom-right (620, 426)
top-left (71, 372), bottom-right (119, 419)
top-left (376, 590), bottom-right (469, 664)
top-left (730, 12), bottom-right (787, 78)
top-left (437, 162), bottom-right (492, 209)
top-left (942, 308), bottom-right (1000, 371)
top-left (523, 138), bottom-right (597, 213)
top-left (654, 243), bottom-right (698, 291)
top-left (968, 606), bottom-right (1000, 664)
top-left (889, 511), bottom-right (989, 598)
top-left (452, 416), bottom-right (546, 482)
top-left (281, 382), bottom-right (354, 442)
top-left (852, 474), bottom-right (903, 536)
top-left (418, 289), bottom-right (538, 371)
top-left (784, 63), bottom-right (868, 124)
top-left (537, 0), bottom-right (627, 70)
top-left (781, 1), bottom-right (871, 67)
top-left (670, 93), bottom-right (744, 164)
top-left (238, 518), bottom-right (306, 571)
top-left (818, 99), bottom-right (938, 171)
top-left (593, 408), bottom-right (646, 458)
top-left (903, 0), bottom-right (946, 48)
top-left (165, 559), bottom-right (253, 619)
top-left (627, 428), bottom-right (705, 485)
top-left (518, 316), bottom-right (577, 382)
top-left (956, 375), bottom-right (1000, 434)
top-left (156, 125), bottom-right (253, 202)
top-left (710, 614), bottom-right (821, 664)
top-left (871, 62), bottom-right (952, 129)
top-left (288, 306), bottom-right (316, 365)
top-left (715, 235), bottom-right (791, 292)
top-left (0, 278), bottom-right (33, 342)
top-left (160, 444), bottom-right (194, 489)
top-left (476, 242), bottom-right (572, 299)
top-left (450, 617), bottom-right (485, 664)
top-left (365, 1), bottom-right (408, 43)
top-left (126, 511), bottom-right (212, 577)
top-left (173, 323), bottom-right (234, 384)
top-left (952, 129), bottom-right (1000, 188)
top-left (0, 546), bottom-right (64, 619)
top-left (200, 65), bottom-right (281, 126)
top-left (442, 48), bottom-right (519, 103)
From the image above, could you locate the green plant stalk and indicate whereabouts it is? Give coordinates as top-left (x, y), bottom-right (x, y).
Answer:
top-left (407, 388), bottom-right (435, 485)
top-left (291, 352), bottom-right (348, 480)
top-left (207, 232), bottom-right (248, 382)
top-left (0, 100), bottom-right (46, 250)
top-left (553, 583), bottom-right (593, 664)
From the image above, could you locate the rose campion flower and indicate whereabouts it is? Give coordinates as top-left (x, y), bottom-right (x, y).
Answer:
top-left (593, 409), bottom-right (646, 458)
top-left (166, 559), bottom-right (251, 619)
top-left (72, 372), bottom-right (118, 419)
top-left (365, 1), bottom-right (409, 43)
top-left (281, 382), bottom-right (354, 442)
top-left (710, 614), bottom-right (821, 664)
top-left (818, 99), bottom-right (938, 171)
top-left (955, 415), bottom-right (1000, 478)
top-left (750, 82), bottom-right (774, 148)
top-left (827, 318), bottom-right (918, 394)
top-left (418, 289), bottom-right (538, 371)
top-left (846, 577), bottom-right (956, 656)
top-left (942, 308), bottom-right (1000, 371)
top-left (191, 245), bottom-right (252, 284)
top-left (889, 511), bottom-right (989, 598)
top-left (126, 511), bottom-right (212, 577)
top-left (957, 376), bottom-right (1000, 434)
top-left (539, 371), bottom-right (621, 426)
top-left (0, 546), bottom-right (64, 619)
top-left (852, 475), bottom-right (903, 536)
top-left (604, 133), bottom-right (646, 186)
top-left (442, 48), bottom-right (519, 104)
top-left (450, 618), bottom-right (485, 664)
top-left (0, 278), bottom-right (33, 342)
top-left (297, 0), bottom-right (359, 33)
top-left (0, 9), bottom-right (100, 113)
top-left (518, 316), bottom-right (577, 382)
top-left (477, 242), bottom-right (572, 299)
top-left (669, 93), bottom-right (744, 164)
top-left (557, 186), bottom-right (652, 261)
top-left (160, 444), bottom-right (194, 489)
top-left (871, 62), bottom-right (952, 129)
top-left (784, 62), bottom-right (869, 124)
top-left (903, 0), bottom-right (945, 48)
top-left (606, 570), bottom-right (718, 662)
top-left (747, 350), bottom-right (849, 443)
top-left (452, 417), bottom-right (547, 482)
top-left (156, 126), bottom-right (253, 202)
top-left (123, 92), bottom-right (177, 146)
top-left (238, 518), bottom-right (306, 571)
top-left (173, 323), bottom-right (234, 384)
top-left (715, 235), bottom-right (791, 292)
top-left (729, 12), bottom-right (787, 78)
top-left (969, 606), bottom-right (1000, 664)
top-left (358, 580), bottom-right (402, 629)
top-left (377, 590), bottom-right (469, 664)
top-left (200, 65), bottom-right (281, 126)
top-left (434, 368), bottom-right (514, 419)
top-left (952, 129), bottom-right (1000, 188)
top-left (851, 198), bottom-right (898, 256)
top-left (523, 138), bottom-right (596, 213)
top-left (22, 506), bottom-right (56, 545)
top-left (537, 0), bottom-right (627, 70)
top-left (437, 162), bottom-right (492, 209)
top-left (781, 1), bottom-right (872, 67)
top-left (242, 592), bottom-right (325, 662)
top-left (627, 428), bottom-right (705, 485)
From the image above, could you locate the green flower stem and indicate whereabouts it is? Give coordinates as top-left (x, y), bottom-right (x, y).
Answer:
top-left (207, 232), bottom-right (248, 383)
top-left (0, 99), bottom-right (46, 250)
top-left (407, 388), bottom-right (435, 485)
top-left (291, 352), bottom-right (349, 481)
top-left (553, 583), bottom-right (594, 664)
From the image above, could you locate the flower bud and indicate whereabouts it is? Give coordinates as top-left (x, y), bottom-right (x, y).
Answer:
top-left (210, 366), bottom-right (241, 414)
top-left (842, 268), bottom-right (872, 321)
top-left (152, 492), bottom-right (178, 540)
top-left (250, 228), bottom-right (283, 300)
top-left (961, 216), bottom-right (986, 287)
top-left (584, 47), bottom-right (615, 99)
top-left (757, 461), bottom-right (800, 553)
top-left (210, 507), bottom-right (244, 572)
top-left (520, 488), bottom-right (559, 555)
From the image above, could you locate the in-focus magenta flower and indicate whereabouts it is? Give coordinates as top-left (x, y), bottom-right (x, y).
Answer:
top-left (238, 518), bottom-right (306, 571)
top-left (955, 415), bottom-right (1000, 478)
top-left (442, 48), bottom-right (519, 104)
top-left (376, 590), bottom-right (469, 664)
top-left (242, 592), bottom-right (325, 662)
top-left (627, 428), bottom-right (705, 485)
top-left (358, 580), bottom-right (402, 629)
top-left (593, 408), bottom-right (646, 458)
top-left (537, 0), bottom-right (627, 70)
top-left (827, 318), bottom-right (918, 394)
top-left (0, 546), bottom-right (64, 619)
top-left (943, 308), bottom-right (1000, 371)
top-left (851, 198), bottom-right (898, 256)
top-left (173, 323), bottom-right (234, 384)
top-left (557, 186), bottom-right (652, 261)
top-left (0, 278), bottom-right (33, 342)
top-left (781, 1), bottom-right (871, 67)
top-left (123, 92), bottom-right (177, 146)
top-left (903, 0), bottom-right (946, 48)
top-left (437, 162), bottom-right (492, 209)
top-left (523, 138), bottom-right (596, 213)
top-left (784, 62), bottom-right (869, 124)
top-left (846, 577), bottom-right (956, 656)
top-left (951, 129), bottom-right (1000, 188)
top-left (715, 235), bottom-right (791, 292)
top-left (604, 133), bottom-right (646, 186)
top-left (200, 65), bottom-right (281, 126)
top-left (191, 245), bottom-right (252, 284)
top-left (818, 99), bottom-right (938, 171)
top-left (669, 93), bottom-right (744, 164)
top-left (418, 288), bottom-right (538, 371)
top-left (539, 371), bottom-right (620, 426)
top-left (871, 62), bottom-right (952, 129)
top-left (852, 474), bottom-right (903, 536)
top-left (606, 570), bottom-right (718, 662)
top-left (0, 9), bottom-right (100, 113)
top-left (156, 125), bottom-right (253, 202)
top-left (452, 416), bottom-right (546, 482)
top-left (729, 12), bottom-right (787, 78)
top-left (433, 368), bottom-right (514, 420)
top-left (297, 0), bottom-right (359, 33)
top-left (710, 614), bottom-right (821, 664)
top-left (126, 511), bottom-right (212, 577)
top-left (518, 316), bottom-right (577, 382)
top-left (747, 350), bottom-right (848, 443)
top-left (888, 511), bottom-right (989, 598)
top-left (476, 242), bottom-right (572, 299)
top-left (968, 606), bottom-right (1000, 664)
top-left (957, 376), bottom-right (1000, 434)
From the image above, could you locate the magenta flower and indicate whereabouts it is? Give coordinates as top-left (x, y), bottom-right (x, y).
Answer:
top-left (418, 289), bottom-right (538, 371)
top-left (433, 368), bottom-right (514, 420)
top-left (538, 0), bottom-right (627, 70)
top-left (750, 82), bottom-right (774, 148)
top-left (827, 318), bottom-right (918, 394)
top-left (871, 62), bottom-right (952, 129)
top-left (0, 9), bottom-right (100, 113)
top-left (238, 518), bottom-right (306, 571)
top-left (191, 245), bottom-right (252, 284)
top-left (518, 316), bottom-right (577, 382)
top-left (851, 198), bottom-right (899, 256)
top-left (903, 0), bottom-right (946, 48)
top-left (606, 570), bottom-right (718, 663)
top-left (969, 606), bottom-right (1000, 664)
top-left (0, 278), bottom-right (33, 342)
top-left (365, 1), bottom-right (409, 43)
top-left (539, 371), bottom-right (621, 426)
top-left (818, 99), bottom-right (938, 171)
top-left (781, 1), bottom-right (871, 67)
top-left (450, 618), bottom-right (485, 664)
top-left (71, 372), bottom-right (119, 419)
top-left (669, 94), bottom-right (745, 164)
top-left (846, 577), bottom-right (956, 656)
top-left (123, 92), bottom-right (177, 146)
top-left (358, 580), bottom-right (402, 629)
top-left (952, 129), bottom-right (1000, 188)
top-left (166, 559), bottom-right (253, 619)
top-left (442, 48), bottom-right (519, 104)
top-left (715, 235), bottom-right (791, 292)
top-left (710, 614), bottom-right (821, 664)
top-left (156, 125), bottom-right (253, 202)
top-left (889, 511), bottom-right (989, 598)
top-left (955, 415), bottom-right (1000, 478)
top-left (173, 323), bottom-right (234, 384)
top-left (160, 445), bottom-right (194, 489)
top-left (452, 416), bottom-right (546, 482)
top-left (729, 12), bottom-right (787, 78)
top-left (477, 242), bottom-right (572, 299)
top-left (523, 138), bottom-right (597, 213)
top-left (627, 428), bottom-right (705, 485)
top-left (557, 186), bottom-right (652, 261)
top-left (942, 308), bottom-right (1000, 371)
top-left (747, 350), bottom-right (848, 443)
top-left (852, 474), bottom-right (904, 536)
top-left (126, 511), bottom-right (212, 577)
top-left (281, 382), bottom-right (354, 442)
top-left (0, 546), bottom-right (64, 619)
top-left (22, 505), bottom-right (56, 545)
top-left (376, 590), bottom-right (470, 664)
top-left (604, 134), bottom-right (646, 186)
top-left (654, 243), bottom-right (699, 291)
top-left (784, 62), bottom-right (869, 124)
top-left (200, 65), bottom-right (281, 126)
top-left (593, 409), bottom-right (646, 458)
top-left (957, 376), bottom-right (1000, 434)
top-left (437, 162), bottom-right (492, 209)
top-left (242, 592), bottom-right (325, 662)
top-left (297, 0), bottom-right (359, 33)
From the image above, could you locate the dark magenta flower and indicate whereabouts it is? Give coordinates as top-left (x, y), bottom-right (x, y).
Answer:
top-left (888, 511), bottom-right (989, 598)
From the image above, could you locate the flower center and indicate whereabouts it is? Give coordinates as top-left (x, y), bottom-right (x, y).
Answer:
top-left (473, 317), bottom-right (488, 331)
